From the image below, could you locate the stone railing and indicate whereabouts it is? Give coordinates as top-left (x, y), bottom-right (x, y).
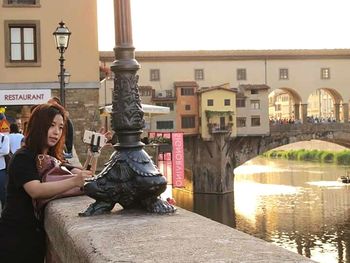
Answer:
top-left (270, 122), bottom-right (350, 134)
top-left (45, 196), bottom-right (315, 263)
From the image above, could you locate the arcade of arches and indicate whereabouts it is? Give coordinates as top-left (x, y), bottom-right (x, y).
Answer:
top-left (269, 87), bottom-right (348, 123)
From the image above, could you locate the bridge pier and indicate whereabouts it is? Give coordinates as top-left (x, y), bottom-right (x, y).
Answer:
top-left (335, 103), bottom-right (341, 122)
top-left (184, 135), bottom-right (234, 194)
top-left (301, 103), bottom-right (308, 123)
top-left (342, 103), bottom-right (349, 123)
top-left (294, 103), bottom-right (300, 121)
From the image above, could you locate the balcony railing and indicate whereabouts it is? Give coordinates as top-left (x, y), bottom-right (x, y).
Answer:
top-left (207, 123), bottom-right (233, 134)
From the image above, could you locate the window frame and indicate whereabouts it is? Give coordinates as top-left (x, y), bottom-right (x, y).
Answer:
top-left (237, 117), bottom-right (246, 127)
top-left (4, 20), bottom-right (41, 67)
top-left (237, 68), bottom-right (247, 81)
top-left (194, 69), bottom-right (204, 80)
top-left (156, 120), bottom-right (174, 130)
top-left (321, 68), bottom-right (330, 80)
top-left (3, 0), bottom-right (40, 7)
top-left (181, 115), bottom-right (195, 129)
top-left (224, 99), bottom-right (230, 106)
top-left (251, 116), bottom-right (261, 127)
top-left (140, 89), bottom-right (152, 96)
top-left (236, 98), bottom-right (246, 108)
top-left (279, 68), bottom-right (289, 80)
top-left (250, 100), bottom-right (260, 110)
top-left (180, 88), bottom-right (194, 96)
top-left (207, 99), bottom-right (214, 106)
top-left (150, 69), bottom-right (160, 81)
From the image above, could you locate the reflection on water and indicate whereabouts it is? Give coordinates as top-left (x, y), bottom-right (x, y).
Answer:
top-left (174, 157), bottom-right (350, 263)
top-left (235, 157), bottom-right (350, 263)
top-left (173, 190), bottom-right (236, 228)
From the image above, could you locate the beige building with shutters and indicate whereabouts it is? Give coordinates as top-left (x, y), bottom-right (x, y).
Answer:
top-left (0, 0), bottom-right (100, 159)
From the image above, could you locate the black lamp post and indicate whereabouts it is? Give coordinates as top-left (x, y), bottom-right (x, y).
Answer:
top-left (53, 21), bottom-right (71, 107)
top-left (80, 0), bottom-right (175, 217)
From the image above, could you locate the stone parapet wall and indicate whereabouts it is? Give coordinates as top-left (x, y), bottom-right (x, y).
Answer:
top-left (45, 196), bottom-right (315, 263)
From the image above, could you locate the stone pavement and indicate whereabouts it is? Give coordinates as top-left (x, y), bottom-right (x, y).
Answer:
top-left (45, 196), bottom-right (317, 263)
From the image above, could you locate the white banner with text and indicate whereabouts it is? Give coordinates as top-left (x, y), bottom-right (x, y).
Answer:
top-left (0, 89), bottom-right (51, 105)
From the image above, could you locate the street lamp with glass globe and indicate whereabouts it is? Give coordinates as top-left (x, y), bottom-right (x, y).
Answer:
top-left (53, 21), bottom-right (71, 107)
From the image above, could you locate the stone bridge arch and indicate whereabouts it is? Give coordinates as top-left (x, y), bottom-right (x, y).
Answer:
top-left (269, 87), bottom-right (302, 121)
top-left (306, 87), bottom-right (346, 122)
top-left (185, 123), bottom-right (350, 194)
top-left (322, 87), bottom-right (348, 122)
top-left (227, 123), bottom-right (350, 168)
top-left (270, 87), bottom-right (349, 123)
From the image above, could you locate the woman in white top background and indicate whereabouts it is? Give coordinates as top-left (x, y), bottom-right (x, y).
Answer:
top-left (9, 123), bottom-right (24, 155)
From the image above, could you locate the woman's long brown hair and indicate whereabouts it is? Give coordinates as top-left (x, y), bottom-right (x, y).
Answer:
top-left (24, 103), bottom-right (67, 161)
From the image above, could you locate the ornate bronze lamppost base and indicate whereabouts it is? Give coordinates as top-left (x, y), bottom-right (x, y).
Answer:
top-left (79, 148), bottom-right (176, 216)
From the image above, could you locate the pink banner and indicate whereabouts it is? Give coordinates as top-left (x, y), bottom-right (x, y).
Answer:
top-left (171, 132), bottom-right (184, 187)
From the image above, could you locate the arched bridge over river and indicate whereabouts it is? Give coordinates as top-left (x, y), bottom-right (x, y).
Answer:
top-left (185, 123), bottom-right (350, 194)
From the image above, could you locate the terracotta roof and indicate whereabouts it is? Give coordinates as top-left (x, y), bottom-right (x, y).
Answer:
top-left (239, 84), bottom-right (270, 90)
top-left (173, 81), bottom-right (198, 87)
top-left (100, 49), bottom-right (350, 62)
top-left (197, 85), bottom-right (237, 94)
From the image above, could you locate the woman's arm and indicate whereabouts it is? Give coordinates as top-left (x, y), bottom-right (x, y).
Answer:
top-left (23, 169), bottom-right (92, 199)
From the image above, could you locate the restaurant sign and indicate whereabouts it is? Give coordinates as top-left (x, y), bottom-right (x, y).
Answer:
top-left (0, 89), bottom-right (51, 105)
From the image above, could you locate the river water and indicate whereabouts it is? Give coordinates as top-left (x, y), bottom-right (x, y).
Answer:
top-left (174, 157), bottom-right (350, 263)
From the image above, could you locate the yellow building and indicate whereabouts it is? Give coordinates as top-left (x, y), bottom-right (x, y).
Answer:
top-left (198, 84), bottom-right (237, 141)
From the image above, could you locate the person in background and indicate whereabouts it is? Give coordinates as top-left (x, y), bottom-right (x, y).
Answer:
top-left (47, 97), bottom-right (74, 159)
top-left (16, 119), bottom-right (23, 133)
top-left (0, 132), bottom-right (9, 210)
top-left (0, 103), bottom-right (92, 262)
top-left (8, 123), bottom-right (24, 155)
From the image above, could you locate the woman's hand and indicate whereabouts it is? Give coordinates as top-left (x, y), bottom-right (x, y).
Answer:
top-left (74, 169), bottom-right (93, 187)
top-left (98, 127), bottom-right (114, 148)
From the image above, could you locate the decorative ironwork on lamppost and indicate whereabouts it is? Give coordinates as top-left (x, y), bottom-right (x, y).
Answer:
top-left (80, 0), bottom-right (176, 216)
top-left (53, 21), bottom-right (71, 108)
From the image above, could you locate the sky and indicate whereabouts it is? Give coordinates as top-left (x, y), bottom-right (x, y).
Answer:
top-left (97, 0), bottom-right (350, 51)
